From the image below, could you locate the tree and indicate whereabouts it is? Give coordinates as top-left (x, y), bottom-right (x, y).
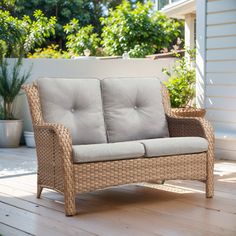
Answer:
top-left (0, 0), bottom-right (146, 49)
top-left (64, 19), bottom-right (100, 56)
top-left (0, 9), bottom-right (56, 57)
top-left (1, 0), bottom-right (92, 48)
top-left (101, 1), bottom-right (183, 57)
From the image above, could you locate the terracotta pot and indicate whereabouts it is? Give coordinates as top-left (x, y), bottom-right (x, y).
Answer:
top-left (171, 108), bottom-right (206, 118)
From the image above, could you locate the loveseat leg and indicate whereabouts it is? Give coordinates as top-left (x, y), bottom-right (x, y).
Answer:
top-left (206, 177), bottom-right (214, 198)
top-left (37, 185), bottom-right (43, 198)
top-left (64, 193), bottom-right (77, 216)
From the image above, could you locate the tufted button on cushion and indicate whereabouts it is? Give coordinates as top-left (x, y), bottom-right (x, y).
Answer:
top-left (37, 78), bottom-right (107, 145)
top-left (101, 77), bottom-right (169, 142)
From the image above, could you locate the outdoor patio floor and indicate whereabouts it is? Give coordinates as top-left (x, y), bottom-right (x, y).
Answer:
top-left (0, 148), bottom-right (236, 236)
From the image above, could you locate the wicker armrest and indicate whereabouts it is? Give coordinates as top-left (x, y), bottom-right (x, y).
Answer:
top-left (167, 116), bottom-right (214, 140)
top-left (34, 123), bottom-right (73, 163)
top-left (34, 122), bottom-right (75, 210)
top-left (167, 115), bottom-right (214, 167)
top-left (167, 115), bottom-right (215, 197)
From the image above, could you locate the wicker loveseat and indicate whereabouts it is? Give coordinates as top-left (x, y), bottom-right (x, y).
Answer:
top-left (23, 77), bottom-right (214, 216)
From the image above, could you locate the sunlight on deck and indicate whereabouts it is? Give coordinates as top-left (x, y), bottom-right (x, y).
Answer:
top-left (214, 162), bottom-right (236, 177)
top-left (142, 183), bottom-right (204, 194)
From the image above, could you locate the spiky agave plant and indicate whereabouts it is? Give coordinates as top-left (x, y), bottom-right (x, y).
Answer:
top-left (0, 56), bottom-right (30, 120)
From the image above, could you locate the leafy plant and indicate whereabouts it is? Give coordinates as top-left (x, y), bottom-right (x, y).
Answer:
top-left (163, 49), bottom-right (196, 108)
top-left (0, 56), bottom-right (31, 120)
top-left (64, 19), bottom-right (101, 56)
top-left (0, 9), bottom-right (56, 57)
top-left (100, 0), bottom-right (183, 57)
top-left (1, 0), bottom-right (145, 48)
top-left (28, 44), bottom-right (71, 59)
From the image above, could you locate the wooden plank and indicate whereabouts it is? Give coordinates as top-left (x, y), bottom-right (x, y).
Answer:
top-left (216, 148), bottom-right (236, 161)
top-left (0, 194), bottom-right (160, 236)
top-left (216, 139), bottom-right (236, 151)
top-left (206, 97), bottom-right (236, 110)
top-left (207, 48), bottom-right (236, 61)
top-left (1, 154), bottom-right (236, 235)
top-left (100, 186), bottom-right (236, 234)
top-left (207, 10), bottom-right (236, 25)
top-left (207, 23), bottom-right (236, 38)
top-left (207, 36), bottom-right (236, 49)
top-left (0, 192), bottom-right (134, 236)
top-left (0, 173), bottom-right (235, 234)
top-left (0, 184), bottom-right (65, 213)
top-left (122, 183), bottom-right (236, 214)
top-left (167, 173), bottom-right (236, 196)
top-left (207, 0), bottom-right (236, 13)
top-left (0, 202), bottom-right (94, 236)
top-left (207, 61), bottom-right (236, 73)
top-left (206, 73), bottom-right (236, 85)
top-left (0, 222), bottom-right (32, 236)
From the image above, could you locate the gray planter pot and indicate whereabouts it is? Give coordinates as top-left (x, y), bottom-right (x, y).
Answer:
top-left (0, 120), bottom-right (23, 147)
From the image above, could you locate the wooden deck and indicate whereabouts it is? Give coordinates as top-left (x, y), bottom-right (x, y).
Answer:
top-left (0, 149), bottom-right (236, 236)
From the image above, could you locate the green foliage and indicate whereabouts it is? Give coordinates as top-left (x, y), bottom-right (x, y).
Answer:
top-left (163, 49), bottom-right (196, 108)
top-left (0, 56), bottom-right (31, 120)
top-left (0, 0), bottom-right (183, 58)
top-left (100, 1), bottom-right (183, 58)
top-left (128, 44), bottom-right (155, 58)
top-left (28, 44), bottom-right (71, 59)
top-left (1, 0), bottom-right (145, 48)
top-left (0, 9), bottom-right (56, 57)
top-left (64, 19), bottom-right (100, 56)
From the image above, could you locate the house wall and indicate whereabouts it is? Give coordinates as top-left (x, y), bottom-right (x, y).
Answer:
top-left (14, 58), bottom-right (175, 133)
top-left (197, 0), bottom-right (236, 160)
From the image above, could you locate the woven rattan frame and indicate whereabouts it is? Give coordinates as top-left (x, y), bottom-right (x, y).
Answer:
top-left (22, 83), bottom-right (214, 216)
top-left (171, 108), bottom-right (206, 118)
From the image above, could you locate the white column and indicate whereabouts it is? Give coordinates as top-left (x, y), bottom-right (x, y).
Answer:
top-left (196, 0), bottom-right (207, 108)
top-left (185, 13), bottom-right (195, 50)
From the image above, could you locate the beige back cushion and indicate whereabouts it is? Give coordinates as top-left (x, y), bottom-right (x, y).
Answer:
top-left (101, 77), bottom-right (169, 142)
top-left (37, 78), bottom-right (107, 145)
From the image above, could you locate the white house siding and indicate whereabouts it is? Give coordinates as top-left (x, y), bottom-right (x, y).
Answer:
top-left (205, 0), bottom-right (236, 160)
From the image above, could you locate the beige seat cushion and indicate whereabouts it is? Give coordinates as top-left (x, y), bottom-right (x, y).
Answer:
top-left (37, 78), bottom-right (107, 145)
top-left (73, 141), bottom-right (145, 163)
top-left (101, 77), bottom-right (169, 143)
top-left (139, 137), bottom-right (208, 157)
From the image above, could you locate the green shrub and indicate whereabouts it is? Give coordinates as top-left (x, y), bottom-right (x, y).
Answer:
top-left (28, 44), bottom-right (71, 59)
top-left (64, 19), bottom-right (100, 56)
top-left (0, 9), bottom-right (56, 57)
top-left (100, 0), bottom-right (183, 58)
top-left (163, 49), bottom-right (196, 108)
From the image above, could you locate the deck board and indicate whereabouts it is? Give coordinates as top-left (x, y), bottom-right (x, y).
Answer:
top-left (0, 148), bottom-right (236, 236)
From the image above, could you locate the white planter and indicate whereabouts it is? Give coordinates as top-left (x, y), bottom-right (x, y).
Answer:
top-left (0, 120), bottom-right (23, 147)
top-left (24, 131), bottom-right (36, 148)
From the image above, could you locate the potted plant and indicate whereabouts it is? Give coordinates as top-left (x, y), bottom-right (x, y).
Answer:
top-left (162, 48), bottom-right (205, 118)
top-left (0, 56), bottom-right (30, 147)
